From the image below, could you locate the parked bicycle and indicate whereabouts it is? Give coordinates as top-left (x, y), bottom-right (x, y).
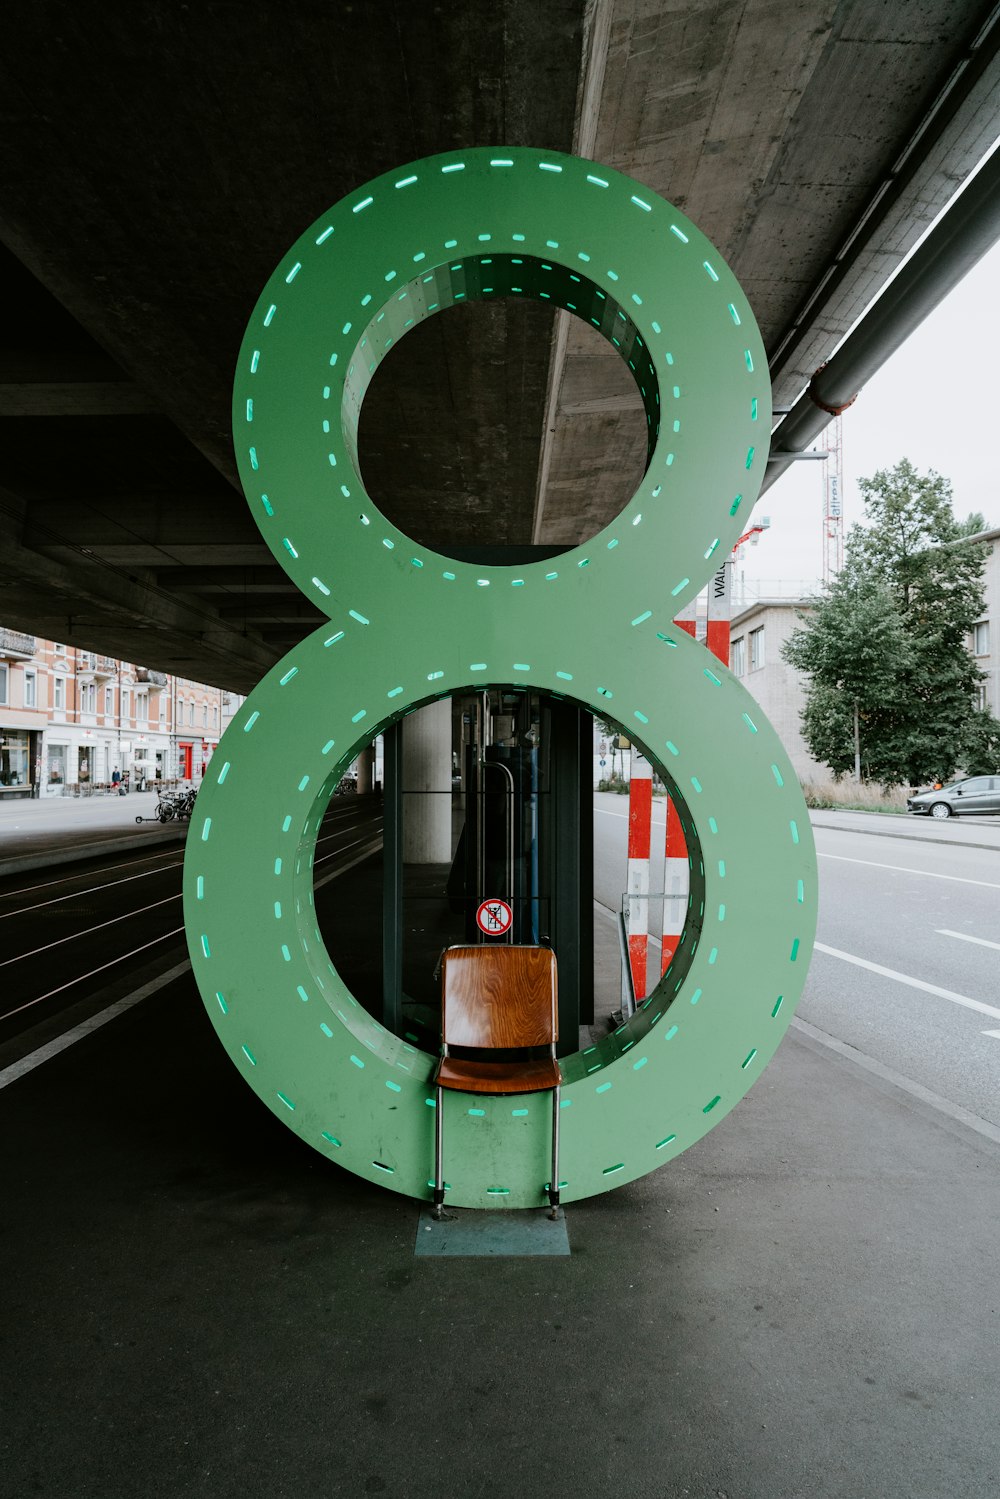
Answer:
top-left (135, 784), bottom-right (198, 825)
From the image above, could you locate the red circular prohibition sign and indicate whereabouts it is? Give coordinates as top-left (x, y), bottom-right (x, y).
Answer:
top-left (475, 898), bottom-right (513, 937)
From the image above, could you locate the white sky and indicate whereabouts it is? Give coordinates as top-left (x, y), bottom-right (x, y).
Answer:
top-left (737, 236), bottom-right (1000, 590)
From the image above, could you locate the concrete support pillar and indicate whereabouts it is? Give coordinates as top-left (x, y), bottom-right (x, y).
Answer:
top-left (356, 745), bottom-right (374, 795)
top-left (402, 700), bottom-right (452, 863)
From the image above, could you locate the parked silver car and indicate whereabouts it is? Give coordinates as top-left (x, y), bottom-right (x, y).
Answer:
top-left (907, 776), bottom-right (1000, 819)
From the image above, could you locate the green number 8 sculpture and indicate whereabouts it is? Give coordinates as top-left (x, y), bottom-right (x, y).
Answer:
top-left (183, 149), bottom-right (817, 1209)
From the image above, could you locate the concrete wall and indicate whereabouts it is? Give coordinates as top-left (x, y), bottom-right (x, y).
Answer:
top-left (729, 600), bottom-right (826, 783)
top-left (971, 531), bottom-right (999, 714)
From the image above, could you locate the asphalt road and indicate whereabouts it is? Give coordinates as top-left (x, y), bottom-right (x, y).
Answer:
top-left (594, 793), bottom-right (1000, 1131)
top-left (807, 824), bottom-right (1000, 1128)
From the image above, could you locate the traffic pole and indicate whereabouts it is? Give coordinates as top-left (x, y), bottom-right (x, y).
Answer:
top-left (625, 748), bottom-right (652, 1001)
top-left (661, 561), bottom-right (732, 976)
top-left (660, 793), bottom-right (688, 975)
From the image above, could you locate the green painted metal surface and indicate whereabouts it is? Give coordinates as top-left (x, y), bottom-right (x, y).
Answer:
top-left (183, 147), bottom-right (817, 1209)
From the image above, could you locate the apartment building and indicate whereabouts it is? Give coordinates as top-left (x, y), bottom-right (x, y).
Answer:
top-left (0, 627), bottom-right (226, 799)
top-left (969, 526), bottom-right (999, 714)
top-left (729, 528), bottom-right (1000, 783)
top-left (729, 600), bottom-right (824, 781)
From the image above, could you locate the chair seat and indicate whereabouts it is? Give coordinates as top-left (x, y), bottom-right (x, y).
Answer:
top-left (435, 1054), bottom-right (562, 1095)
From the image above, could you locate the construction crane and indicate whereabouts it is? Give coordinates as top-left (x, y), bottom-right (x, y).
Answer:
top-left (732, 516), bottom-right (770, 558)
top-left (822, 414), bottom-right (845, 584)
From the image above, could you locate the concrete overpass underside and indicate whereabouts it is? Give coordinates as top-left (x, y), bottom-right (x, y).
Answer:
top-left (1, 1), bottom-right (999, 692)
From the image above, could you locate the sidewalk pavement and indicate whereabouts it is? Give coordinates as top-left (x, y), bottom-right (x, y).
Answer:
top-left (2, 960), bottom-right (997, 1499)
top-left (0, 787), bottom-right (187, 876)
top-left (2, 795), bottom-right (998, 1494)
top-left (809, 806), bottom-right (1000, 850)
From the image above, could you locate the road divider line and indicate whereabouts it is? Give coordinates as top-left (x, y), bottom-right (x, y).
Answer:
top-left (815, 941), bottom-right (1000, 1020)
top-left (936, 928), bottom-right (1000, 952)
top-left (0, 959), bottom-right (192, 1092)
top-left (816, 851), bottom-right (1000, 890)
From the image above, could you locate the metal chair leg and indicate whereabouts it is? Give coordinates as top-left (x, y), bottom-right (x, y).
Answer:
top-left (548, 1083), bottom-right (561, 1219)
top-left (432, 1083), bottom-right (445, 1219)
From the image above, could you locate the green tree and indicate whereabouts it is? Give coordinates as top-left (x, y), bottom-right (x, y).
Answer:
top-left (961, 707), bottom-right (1000, 776)
top-left (783, 459), bottom-right (996, 786)
top-left (784, 571), bottom-right (913, 780)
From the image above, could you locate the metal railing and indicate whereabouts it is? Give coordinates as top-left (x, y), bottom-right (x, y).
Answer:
top-left (0, 627), bottom-right (37, 659)
top-left (730, 579), bottom-right (819, 609)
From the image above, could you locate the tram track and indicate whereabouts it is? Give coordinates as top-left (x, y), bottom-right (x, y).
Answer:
top-left (0, 800), bottom-right (383, 1043)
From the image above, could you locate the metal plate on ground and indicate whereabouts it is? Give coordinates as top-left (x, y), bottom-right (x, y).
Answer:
top-left (414, 1207), bottom-right (570, 1257)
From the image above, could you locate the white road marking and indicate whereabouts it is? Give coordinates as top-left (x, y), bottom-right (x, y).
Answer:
top-left (936, 928), bottom-right (1000, 952)
top-left (816, 850), bottom-right (1000, 891)
top-left (0, 959), bottom-right (192, 1092)
top-left (596, 906), bottom-right (1000, 1127)
top-left (814, 941), bottom-right (1000, 1020)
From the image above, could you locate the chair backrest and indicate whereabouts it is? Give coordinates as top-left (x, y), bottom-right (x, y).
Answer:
top-left (441, 945), bottom-right (558, 1051)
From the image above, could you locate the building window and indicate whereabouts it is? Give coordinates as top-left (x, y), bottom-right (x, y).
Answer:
top-left (137, 692), bottom-right (149, 722)
top-left (54, 676), bottom-right (65, 711)
top-left (749, 626), bottom-right (765, 671)
top-left (0, 664), bottom-right (7, 704)
top-left (975, 683), bottom-right (988, 711)
top-left (121, 688), bottom-right (130, 720)
top-left (212, 705), bottom-right (218, 730)
top-left (973, 621), bottom-right (989, 656)
top-left (202, 703), bottom-right (208, 728)
top-left (105, 686), bottom-right (113, 716)
top-left (188, 701), bottom-right (195, 727)
top-left (83, 682), bottom-right (96, 713)
top-left (48, 743), bottom-right (67, 785)
top-left (159, 698), bottom-right (165, 724)
top-left (730, 637), bottom-right (746, 677)
top-left (1, 729), bottom-right (30, 787)
top-left (54, 643), bottom-right (66, 655)
top-left (24, 671), bottom-right (36, 707)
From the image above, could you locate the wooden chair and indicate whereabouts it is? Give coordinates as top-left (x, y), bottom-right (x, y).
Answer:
top-left (433, 944), bottom-right (562, 1219)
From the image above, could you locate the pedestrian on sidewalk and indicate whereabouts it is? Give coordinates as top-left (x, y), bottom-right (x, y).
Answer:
top-left (111, 768), bottom-right (122, 796)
